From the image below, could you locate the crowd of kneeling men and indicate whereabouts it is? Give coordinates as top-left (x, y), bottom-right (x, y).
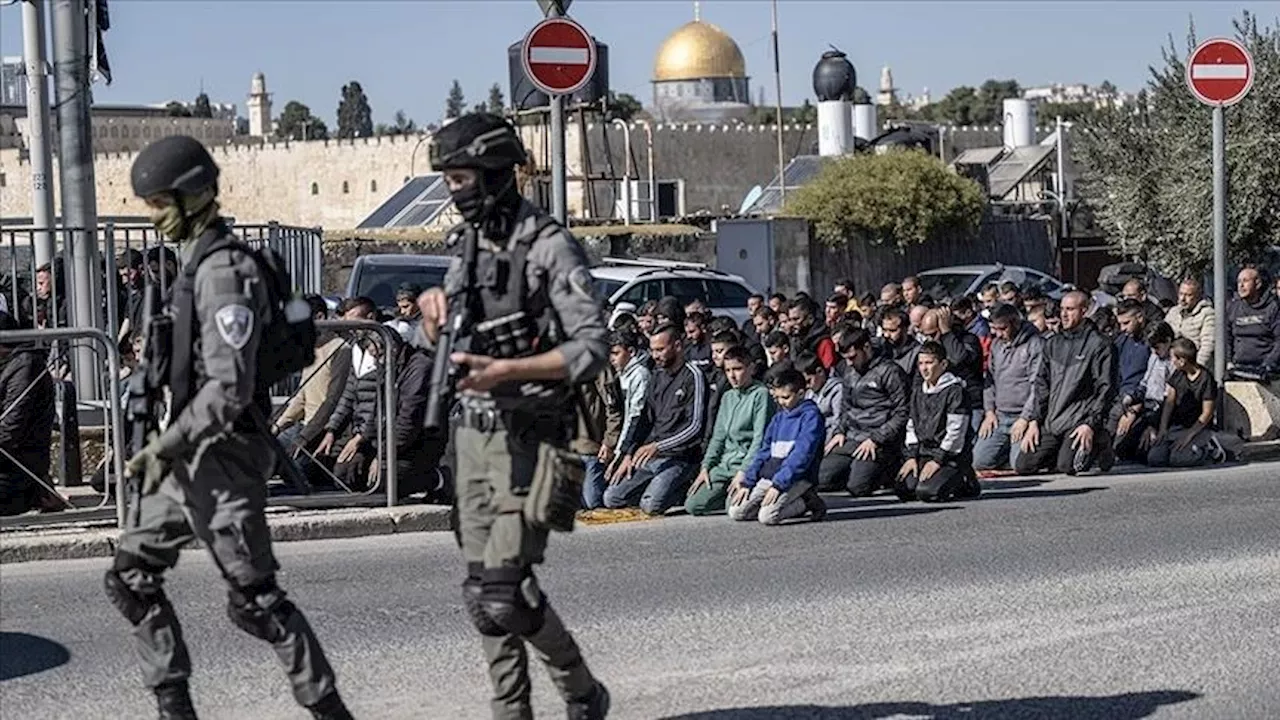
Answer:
top-left (576, 278), bottom-right (1231, 525)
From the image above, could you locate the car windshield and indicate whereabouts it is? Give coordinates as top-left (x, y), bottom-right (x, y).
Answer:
top-left (918, 272), bottom-right (982, 303)
top-left (355, 265), bottom-right (449, 309)
top-left (592, 278), bottom-right (626, 301)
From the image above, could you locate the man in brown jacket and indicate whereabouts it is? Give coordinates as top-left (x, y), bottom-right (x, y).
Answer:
top-left (575, 361), bottom-right (624, 509)
top-left (1165, 278), bottom-right (1215, 368)
top-left (272, 296), bottom-right (351, 485)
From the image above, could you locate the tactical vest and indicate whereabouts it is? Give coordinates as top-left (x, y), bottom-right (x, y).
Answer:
top-left (468, 215), bottom-right (566, 408)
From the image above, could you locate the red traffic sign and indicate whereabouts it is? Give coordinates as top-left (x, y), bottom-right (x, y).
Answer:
top-left (522, 17), bottom-right (597, 96)
top-left (1186, 37), bottom-right (1254, 107)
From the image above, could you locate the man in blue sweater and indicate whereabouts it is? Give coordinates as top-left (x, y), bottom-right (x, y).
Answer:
top-left (728, 363), bottom-right (827, 525)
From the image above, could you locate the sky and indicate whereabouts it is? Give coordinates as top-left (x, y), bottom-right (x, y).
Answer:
top-left (0, 0), bottom-right (1276, 127)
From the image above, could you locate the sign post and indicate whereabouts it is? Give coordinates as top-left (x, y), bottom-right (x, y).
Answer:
top-left (522, 10), bottom-right (596, 224)
top-left (1186, 36), bottom-right (1254, 395)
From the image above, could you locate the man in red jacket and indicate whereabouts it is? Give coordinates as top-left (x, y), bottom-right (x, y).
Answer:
top-left (787, 297), bottom-right (837, 369)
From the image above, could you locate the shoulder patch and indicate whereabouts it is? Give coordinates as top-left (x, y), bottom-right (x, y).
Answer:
top-left (568, 265), bottom-right (598, 302)
top-left (214, 304), bottom-right (255, 350)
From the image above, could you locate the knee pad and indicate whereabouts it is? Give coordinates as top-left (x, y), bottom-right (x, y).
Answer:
top-left (226, 577), bottom-right (297, 643)
top-left (462, 562), bottom-right (506, 637)
top-left (104, 552), bottom-right (168, 626)
top-left (478, 566), bottom-right (546, 637)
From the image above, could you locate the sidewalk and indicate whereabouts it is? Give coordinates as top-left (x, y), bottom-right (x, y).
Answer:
top-left (0, 503), bottom-right (452, 565)
top-left (4, 441), bottom-right (1279, 565)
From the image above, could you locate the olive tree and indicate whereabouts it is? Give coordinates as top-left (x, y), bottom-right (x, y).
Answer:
top-left (1073, 11), bottom-right (1280, 279)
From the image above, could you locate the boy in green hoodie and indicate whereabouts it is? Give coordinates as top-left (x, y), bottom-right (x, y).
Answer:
top-left (685, 345), bottom-right (772, 515)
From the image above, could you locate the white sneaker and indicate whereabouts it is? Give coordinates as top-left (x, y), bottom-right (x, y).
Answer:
top-left (1207, 435), bottom-right (1227, 464)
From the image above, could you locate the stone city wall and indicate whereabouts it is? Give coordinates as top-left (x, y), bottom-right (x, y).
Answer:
top-left (0, 122), bottom-right (1048, 231)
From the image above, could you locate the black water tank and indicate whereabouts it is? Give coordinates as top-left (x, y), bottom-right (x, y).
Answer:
top-left (812, 49), bottom-right (857, 102)
top-left (508, 39), bottom-right (610, 109)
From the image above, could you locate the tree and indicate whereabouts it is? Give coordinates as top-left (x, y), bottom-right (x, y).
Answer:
top-left (445, 80), bottom-right (466, 119)
top-left (1099, 79), bottom-right (1118, 96)
top-left (165, 101), bottom-right (191, 118)
top-left (1037, 101), bottom-right (1098, 124)
top-left (788, 149), bottom-right (986, 249)
top-left (606, 92), bottom-right (643, 121)
top-left (471, 102), bottom-right (487, 115)
top-left (192, 92), bottom-right (213, 118)
top-left (376, 110), bottom-right (418, 137)
top-left (1073, 10), bottom-right (1280, 279)
top-left (276, 100), bottom-right (328, 141)
top-left (930, 86), bottom-right (978, 125)
top-left (487, 83), bottom-right (505, 113)
top-left (974, 79), bottom-right (1022, 124)
top-left (336, 81), bottom-right (374, 139)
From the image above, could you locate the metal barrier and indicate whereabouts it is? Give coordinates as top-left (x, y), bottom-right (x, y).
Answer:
top-left (0, 327), bottom-right (126, 525)
top-left (275, 320), bottom-right (401, 507)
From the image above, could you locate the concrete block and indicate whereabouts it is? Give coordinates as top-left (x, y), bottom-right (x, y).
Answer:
top-left (268, 510), bottom-right (397, 542)
top-left (0, 531), bottom-right (115, 564)
top-left (387, 506), bottom-right (453, 533)
top-left (1223, 381), bottom-right (1280, 441)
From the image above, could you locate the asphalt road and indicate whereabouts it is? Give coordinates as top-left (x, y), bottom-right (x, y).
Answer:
top-left (5, 463), bottom-right (1280, 719)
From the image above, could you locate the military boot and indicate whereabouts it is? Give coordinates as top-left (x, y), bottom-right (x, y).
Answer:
top-left (154, 680), bottom-right (197, 720)
top-left (567, 681), bottom-right (610, 720)
top-left (308, 691), bottom-right (355, 720)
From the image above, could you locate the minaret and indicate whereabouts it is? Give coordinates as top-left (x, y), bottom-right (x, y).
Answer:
top-left (876, 65), bottom-right (898, 107)
top-left (693, 0), bottom-right (700, 21)
top-left (247, 72), bottom-right (273, 138)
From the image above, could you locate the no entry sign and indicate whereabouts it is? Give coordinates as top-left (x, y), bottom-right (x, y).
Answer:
top-left (1186, 37), bottom-right (1254, 107)
top-left (522, 17), bottom-right (597, 96)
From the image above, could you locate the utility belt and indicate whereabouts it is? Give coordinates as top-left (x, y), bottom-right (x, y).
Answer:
top-left (472, 310), bottom-right (540, 361)
top-left (459, 402), bottom-right (581, 534)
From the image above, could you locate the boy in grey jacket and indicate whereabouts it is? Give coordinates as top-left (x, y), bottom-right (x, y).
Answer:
top-left (797, 351), bottom-right (843, 445)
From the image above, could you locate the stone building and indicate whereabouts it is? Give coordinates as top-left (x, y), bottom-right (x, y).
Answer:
top-left (650, 9), bottom-right (751, 124)
top-left (0, 103), bottom-right (236, 153)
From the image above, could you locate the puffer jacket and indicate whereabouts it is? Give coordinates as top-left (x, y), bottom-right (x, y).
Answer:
top-left (1165, 299), bottom-right (1215, 367)
top-left (837, 353), bottom-right (909, 447)
top-left (905, 371), bottom-right (969, 464)
top-left (326, 343), bottom-right (383, 445)
top-left (1029, 319), bottom-right (1115, 436)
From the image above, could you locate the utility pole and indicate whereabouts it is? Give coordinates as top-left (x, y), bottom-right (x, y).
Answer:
top-left (771, 0), bottom-right (785, 208)
top-left (51, 0), bottom-right (101, 400)
top-left (22, 0), bottom-right (57, 269)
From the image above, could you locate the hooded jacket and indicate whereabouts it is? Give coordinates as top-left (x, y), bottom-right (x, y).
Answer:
top-left (983, 321), bottom-right (1044, 418)
top-left (797, 322), bottom-right (837, 369)
top-left (876, 335), bottom-right (921, 378)
top-left (1226, 292), bottom-right (1280, 370)
top-left (1165, 298), bottom-right (1215, 367)
top-left (701, 380), bottom-right (771, 475)
top-left (1029, 319), bottom-right (1115, 436)
top-left (743, 398), bottom-right (824, 492)
top-left (906, 371), bottom-right (969, 464)
top-left (837, 353), bottom-right (909, 447)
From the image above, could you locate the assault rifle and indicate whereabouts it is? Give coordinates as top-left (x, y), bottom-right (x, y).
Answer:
top-left (124, 283), bottom-right (171, 523)
top-left (424, 225), bottom-right (479, 432)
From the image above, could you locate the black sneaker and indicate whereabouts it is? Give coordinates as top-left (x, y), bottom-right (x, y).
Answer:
top-left (155, 681), bottom-right (197, 720)
top-left (956, 473), bottom-right (982, 499)
top-left (568, 682), bottom-right (610, 720)
top-left (1097, 442), bottom-right (1116, 472)
top-left (308, 691), bottom-right (355, 720)
top-left (802, 487), bottom-right (828, 521)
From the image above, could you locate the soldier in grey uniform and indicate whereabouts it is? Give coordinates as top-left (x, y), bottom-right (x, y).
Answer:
top-left (416, 113), bottom-right (611, 720)
top-left (105, 135), bottom-right (353, 720)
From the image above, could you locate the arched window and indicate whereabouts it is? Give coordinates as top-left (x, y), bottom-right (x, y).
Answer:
top-left (342, 181), bottom-right (350, 194)
top-left (310, 182), bottom-right (319, 195)
top-left (370, 179), bottom-right (378, 193)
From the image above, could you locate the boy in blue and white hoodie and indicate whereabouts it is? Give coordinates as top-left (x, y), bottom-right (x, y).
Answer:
top-left (728, 362), bottom-right (827, 525)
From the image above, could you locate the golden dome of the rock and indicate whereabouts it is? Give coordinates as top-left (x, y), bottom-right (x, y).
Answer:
top-left (652, 20), bottom-right (747, 82)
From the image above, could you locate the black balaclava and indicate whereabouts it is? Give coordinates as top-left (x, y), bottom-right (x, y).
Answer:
top-left (452, 167), bottom-right (522, 243)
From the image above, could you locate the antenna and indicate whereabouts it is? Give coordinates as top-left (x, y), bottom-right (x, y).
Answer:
top-left (693, 0), bottom-right (700, 21)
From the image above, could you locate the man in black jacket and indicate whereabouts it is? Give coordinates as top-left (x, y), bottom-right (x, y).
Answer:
top-left (920, 307), bottom-right (983, 426)
top-left (817, 328), bottom-right (910, 495)
top-left (1226, 267), bottom-right (1280, 378)
top-left (1014, 291), bottom-right (1116, 475)
top-left (0, 311), bottom-right (58, 515)
top-left (382, 339), bottom-right (451, 503)
top-left (605, 324), bottom-right (707, 515)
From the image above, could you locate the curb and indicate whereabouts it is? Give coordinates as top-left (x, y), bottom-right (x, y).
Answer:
top-left (0, 506), bottom-right (453, 565)
top-left (1239, 440), bottom-right (1280, 463)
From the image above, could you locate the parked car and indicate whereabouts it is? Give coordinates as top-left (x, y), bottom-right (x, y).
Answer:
top-left (916, 264), bottom-right (1115, 309)
top-left (343, 254), bottom-right (453, 313)
top-left (590, 259), bottom-right (760, 328)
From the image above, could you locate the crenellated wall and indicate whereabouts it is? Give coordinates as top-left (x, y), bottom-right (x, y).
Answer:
top-left (0, 121), bottom-right (1056, 230)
